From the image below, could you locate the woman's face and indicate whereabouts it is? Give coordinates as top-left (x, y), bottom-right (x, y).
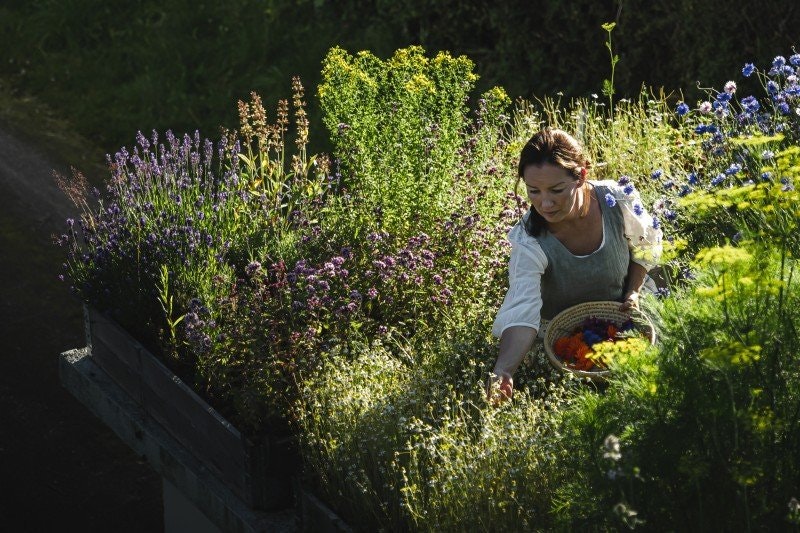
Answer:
top-left (522, 163), bottom-right (584, 225)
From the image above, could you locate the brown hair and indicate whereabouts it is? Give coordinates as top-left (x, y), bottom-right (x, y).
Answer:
top-left (516, 128), bottom-right (592, 236)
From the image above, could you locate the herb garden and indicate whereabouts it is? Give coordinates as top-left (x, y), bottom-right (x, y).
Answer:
top-left (55, 45), bottom-right (800, 530)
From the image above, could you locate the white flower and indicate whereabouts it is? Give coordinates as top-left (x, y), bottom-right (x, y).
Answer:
top-left (724, 80), bottom-right (737, 94)
top-left (603, 434), bottom-right (622, 461)
top-left (698, 101), bottom-right (712, 114)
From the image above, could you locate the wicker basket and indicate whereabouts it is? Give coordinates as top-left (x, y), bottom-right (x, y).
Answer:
top-left (543, 301), bottom-right (656, 380)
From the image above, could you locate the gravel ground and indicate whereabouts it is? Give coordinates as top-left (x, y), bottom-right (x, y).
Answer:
top-left (0, 123), bottom-right (164, 532)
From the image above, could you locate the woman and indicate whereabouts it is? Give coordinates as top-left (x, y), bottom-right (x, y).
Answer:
top-left (489, 128), bottom-right (662, 399)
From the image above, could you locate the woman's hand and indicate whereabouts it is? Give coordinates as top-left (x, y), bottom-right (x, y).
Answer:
top-left (486, 371), bottom-right (514, 405)
top-left (619, 290), bottom-right (639, 312)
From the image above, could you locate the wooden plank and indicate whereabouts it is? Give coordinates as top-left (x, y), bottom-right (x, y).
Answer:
top-left (84, 305), bottom-right (296, 510)
top-left (85, 307), bottom-right (143, 402)
top-left (140, 352), bottom-right (249, 499)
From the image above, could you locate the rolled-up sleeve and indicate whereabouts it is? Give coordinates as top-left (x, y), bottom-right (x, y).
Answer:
top-left (491, 224), bottom-right (548, 338)
top-left (607, 181), bottom-right (663, 271)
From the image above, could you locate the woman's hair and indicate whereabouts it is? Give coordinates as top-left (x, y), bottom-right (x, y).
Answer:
top-left (517, 128), bottom-right (592, 237)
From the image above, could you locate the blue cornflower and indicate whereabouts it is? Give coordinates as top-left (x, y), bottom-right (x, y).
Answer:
top-left (711, 173), bottom-right (726, 186)
top-left (716, 92), bottom-right (732, 103)
top-left (617, 175), bottom-right (631, 185)
top-left (725, 163), bottom-right (741, 175)
top-left (694, 124), bottom-right (708, 134)
top-left (652, 217), bottom-right (660, 230)
top-left (761, 150), bottom-right (775, 160)
top-left (778, 102), bottom-right (790, 114)
top-left (663, 180), bottom-right (675, 189)
top-left (767, 80), bottom-right (779, 95)
top-left (664, 210), bottom-right (677, 221)
top-left (633, 202), bottom-right (644, 216)
top-left (773, 56), bottom-right (787, 69)
top-left (742, 63), bottom-right (756, 77)
top-left (678, 185), bottom-right (692, 197)
top-left (741, 95), bottom-right (760, 113)
top-left (762, 172), bottom-right (773, 181)
top-left (651, 169), bottom-right (663, 180)
top-left (623, 184), bottom-right (635, 195)
top-left (791, 54), bottom-right (800, 67)
top-left (604, 193), bottom-right (617, 207)
top-left (687, 172), bottom-right (699, 185)
top-left (676, 102), bottom-right (689, 116)
top-left (655, 287), bottom-right (671, 299)
top-left (783, 65), bottom-right (795, 76)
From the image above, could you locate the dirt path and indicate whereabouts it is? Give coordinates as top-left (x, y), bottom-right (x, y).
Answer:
top-left (0, 123), bottom-right (163, 531)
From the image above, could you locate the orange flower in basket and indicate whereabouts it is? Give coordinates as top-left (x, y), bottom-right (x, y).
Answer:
top-left (554, 337), bottom-right (571, 357)
top-left (574, 343), bottom-right (591, 359)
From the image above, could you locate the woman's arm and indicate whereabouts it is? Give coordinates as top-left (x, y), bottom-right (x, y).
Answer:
top-left (620, 260), bottom-right (647, 311)
top-left (489, 325), bottom-right (537, 401)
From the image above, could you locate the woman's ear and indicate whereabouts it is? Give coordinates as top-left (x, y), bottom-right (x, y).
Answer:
top-left (575, 167), bottom-right (587, 186)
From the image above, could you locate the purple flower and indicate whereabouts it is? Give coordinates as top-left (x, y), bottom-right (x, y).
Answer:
top-left (651, 169), bottom-right (663, 180)
top-left (617, 175), bottom-right (631, 185)
top-left (244, 260), bottom-right (261, 277)
top-left (331, 256), bottom-right (345, 267)
top-left (742, 63), bottom-right (756, 77)
top-left (741, 96), bottom-right (760, 113)
top-left (725, 163), bottom-right (741, 175)
top-left (604, 193), bottom-right (617, 207)
top-left (367, 287), bottom-right (378, 299)
top-left (767, 81), bottom-right (779, 95)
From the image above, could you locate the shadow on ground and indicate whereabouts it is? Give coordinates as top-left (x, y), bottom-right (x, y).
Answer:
top-left (0, 123), bottom-right (163, 532)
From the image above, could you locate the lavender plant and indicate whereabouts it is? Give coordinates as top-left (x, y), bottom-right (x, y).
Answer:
top-left (58, 82), bottom-right (327, 422)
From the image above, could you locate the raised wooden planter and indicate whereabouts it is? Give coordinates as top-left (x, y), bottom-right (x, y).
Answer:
top-left (84, 305), bottom-right (296, 511)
